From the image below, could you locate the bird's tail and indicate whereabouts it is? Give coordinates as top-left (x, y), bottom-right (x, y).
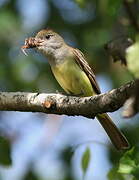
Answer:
top-left (96, 113), bottom-right (129, 150)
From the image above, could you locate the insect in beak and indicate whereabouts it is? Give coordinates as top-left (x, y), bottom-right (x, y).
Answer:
top-left (21, 45), bottom-right (29, 56)
top-left (21, 37), bottom-right (44, 56)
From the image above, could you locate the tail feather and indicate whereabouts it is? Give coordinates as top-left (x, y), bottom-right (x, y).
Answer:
top-left (97, 113), bottom-right (129, 150)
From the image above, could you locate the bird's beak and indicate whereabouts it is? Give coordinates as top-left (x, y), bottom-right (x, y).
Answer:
top-left (21, 37), bottom-right (44, 56)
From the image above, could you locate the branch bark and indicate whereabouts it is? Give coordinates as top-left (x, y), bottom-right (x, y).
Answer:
top-left (0, 81), bottom-right (135, 119)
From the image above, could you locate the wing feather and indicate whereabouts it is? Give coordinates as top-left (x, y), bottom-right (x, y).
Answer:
top-left (72, 48), bottom-right (101, 94)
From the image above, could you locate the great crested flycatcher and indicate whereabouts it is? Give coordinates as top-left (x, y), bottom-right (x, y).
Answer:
top-left (22, 29), bottom-right (129, 150)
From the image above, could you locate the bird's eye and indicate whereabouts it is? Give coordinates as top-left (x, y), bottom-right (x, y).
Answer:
top-left (45, 35), bottom-right (51, 40)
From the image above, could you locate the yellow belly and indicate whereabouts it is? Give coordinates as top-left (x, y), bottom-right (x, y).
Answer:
top-left (51, 59), bottom-right (95, 97)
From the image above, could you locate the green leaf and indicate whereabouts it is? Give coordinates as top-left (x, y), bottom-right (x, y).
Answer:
top-left (118, 147), bottom-right (135, 174)
top-left (108, 166), bottom-right (126, 180)
top-left (118, 147), bottom-right (139, 179)
top-left (0, 136), bottom-right (12, 166)
top-left (108, 147), bottom-right (139, 179)
top-left (81, 147), bottom-right (91, 175)
top-left (126, 36), bottom-right (139, 78)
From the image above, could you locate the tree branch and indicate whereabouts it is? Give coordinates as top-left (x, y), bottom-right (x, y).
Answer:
top-left (0, 81), bottom-right (135, 119)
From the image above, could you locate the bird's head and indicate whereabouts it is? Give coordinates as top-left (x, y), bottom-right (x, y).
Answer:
top-left (35, 29), bottom-right (65, 56)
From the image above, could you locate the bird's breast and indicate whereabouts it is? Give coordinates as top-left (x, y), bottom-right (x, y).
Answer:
top-left (51, 58), bottom-right (95, 96)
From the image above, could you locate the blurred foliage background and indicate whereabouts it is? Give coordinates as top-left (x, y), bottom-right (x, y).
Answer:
top-left (0, 0), bottom-right (139, 180)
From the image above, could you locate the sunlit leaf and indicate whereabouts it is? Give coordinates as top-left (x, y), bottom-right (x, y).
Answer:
top-left (108, 166), bottom-right (125, 180)
top-left (118, 147), bottom-right (139, 179)
top-left (81, 147), bottom-right (91, 175)
top-left (126, 36), bottom-right (139, 78)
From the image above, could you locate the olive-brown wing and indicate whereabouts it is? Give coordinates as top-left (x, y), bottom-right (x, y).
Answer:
top-left (72, 48), bottom-right (101, 94)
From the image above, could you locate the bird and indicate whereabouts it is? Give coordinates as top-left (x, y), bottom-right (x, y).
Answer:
top-left (22, 29), bottom-right (129, 150)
